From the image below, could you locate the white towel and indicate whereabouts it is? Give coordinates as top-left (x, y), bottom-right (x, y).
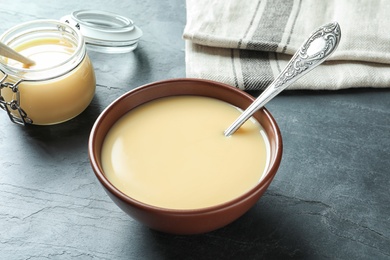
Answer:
top-left (183, 0), bottom-right (390, 90)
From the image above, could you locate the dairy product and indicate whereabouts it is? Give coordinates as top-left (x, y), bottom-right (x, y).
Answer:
top-left (101, 96), bottom-right (269, 209)
top-left (0, 38), bottom-right (95, 124)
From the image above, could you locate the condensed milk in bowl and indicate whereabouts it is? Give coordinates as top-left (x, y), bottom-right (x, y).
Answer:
top-left (89, 78), bottom-right (283, 235)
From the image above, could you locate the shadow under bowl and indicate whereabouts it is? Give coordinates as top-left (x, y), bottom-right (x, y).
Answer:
top-left (88, 78), bottom-right (283, 235)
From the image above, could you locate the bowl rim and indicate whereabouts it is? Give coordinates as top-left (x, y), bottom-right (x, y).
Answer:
top-left (88, 78), bottom-right (282, 214)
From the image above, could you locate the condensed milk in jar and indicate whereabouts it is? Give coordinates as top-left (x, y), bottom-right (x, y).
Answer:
top-left (0, 20), bottom-right (95, 125)
top-left (0, 11), bottom-right (142, 125)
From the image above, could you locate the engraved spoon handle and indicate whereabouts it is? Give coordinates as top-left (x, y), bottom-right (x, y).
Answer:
top-left (224, 22), bottom-right (341, 136)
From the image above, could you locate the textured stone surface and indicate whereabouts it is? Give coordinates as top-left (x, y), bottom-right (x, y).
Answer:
top-left (1, 1), bottom-right (390, 259)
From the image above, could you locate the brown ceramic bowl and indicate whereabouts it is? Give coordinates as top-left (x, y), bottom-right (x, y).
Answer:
top-left (88, 78), bottom-right (282, 235)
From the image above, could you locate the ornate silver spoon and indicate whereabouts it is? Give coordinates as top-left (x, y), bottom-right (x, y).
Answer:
top-left (224, 22), bottom-right (341, 136)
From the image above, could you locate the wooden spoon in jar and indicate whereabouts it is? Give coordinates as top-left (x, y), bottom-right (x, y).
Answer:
top-left (0, 42), bottom-right (35, 67)
top-left (224, 22), bottom-right (341, 136)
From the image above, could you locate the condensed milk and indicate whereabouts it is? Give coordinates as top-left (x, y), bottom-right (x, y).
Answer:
top-left (101, 96), bottom-right (270, 210)
top-left (0, 20), bottom-right (95, 125)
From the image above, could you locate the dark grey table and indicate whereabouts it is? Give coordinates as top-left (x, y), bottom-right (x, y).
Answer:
top-left (1, 1), bottom-right (389, 259)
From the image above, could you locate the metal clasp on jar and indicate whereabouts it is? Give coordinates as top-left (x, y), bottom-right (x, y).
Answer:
top-left (0, 72), bottom-right (33, 125)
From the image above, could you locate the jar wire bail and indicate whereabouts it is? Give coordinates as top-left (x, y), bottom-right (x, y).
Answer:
top-left (0, 71), bottom-right (32, 125)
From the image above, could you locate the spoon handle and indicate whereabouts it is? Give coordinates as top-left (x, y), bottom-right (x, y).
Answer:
top-left (0, 42), bottom-right (35, 66)
top-left (224, 22), bottom-right (341, 137)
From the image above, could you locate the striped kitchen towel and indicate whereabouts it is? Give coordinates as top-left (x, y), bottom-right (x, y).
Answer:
top-left (183, 0), bottom-right (390, 90)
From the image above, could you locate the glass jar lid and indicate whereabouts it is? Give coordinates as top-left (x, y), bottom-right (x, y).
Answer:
top-left (61, 10), bottom-right (143, 53)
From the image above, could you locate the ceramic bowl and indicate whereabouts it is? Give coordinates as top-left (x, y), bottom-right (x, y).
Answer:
top-left (88, 78), bottom-right (282, 235)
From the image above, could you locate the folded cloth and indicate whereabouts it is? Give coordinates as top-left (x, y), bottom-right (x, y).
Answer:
top-left (183, 0), bottom-right (390, 90)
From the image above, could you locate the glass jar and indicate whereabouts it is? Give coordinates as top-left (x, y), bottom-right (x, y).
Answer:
top-left (0, 20), bottom-right (96, 125)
